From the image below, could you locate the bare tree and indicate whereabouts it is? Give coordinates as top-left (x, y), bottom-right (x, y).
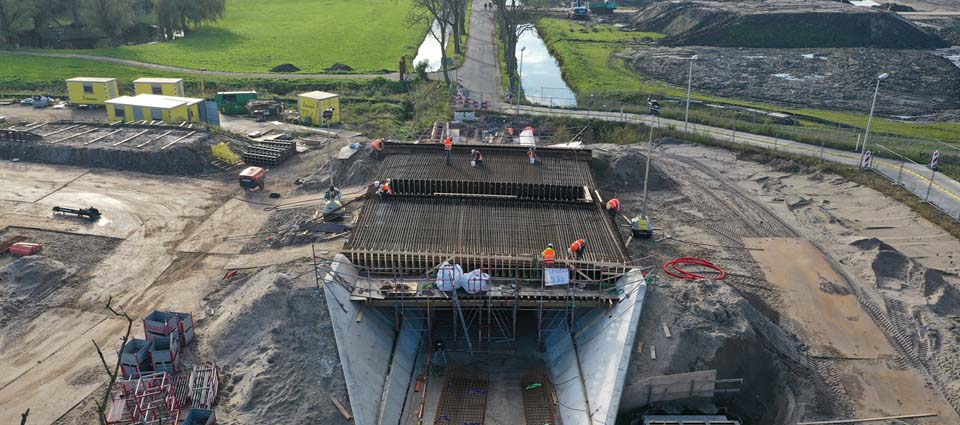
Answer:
top-left (493, 0), bottom-right (543, 95)
top-left (411, 0), bottom-right (454, 83)
top-left (447, 0), bottom-right (467, 55)
top-left (93, 296), bottom-right (135, 425)
top-left (0, 0), bottom-right (37, 46)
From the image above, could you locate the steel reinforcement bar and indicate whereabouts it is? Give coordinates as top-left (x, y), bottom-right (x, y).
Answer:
top-left (389, 178), bottom-right (587, 202)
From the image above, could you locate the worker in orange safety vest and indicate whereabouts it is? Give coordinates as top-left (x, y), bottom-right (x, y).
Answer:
top-left (542, 244), bottom-right (556, 265)
top-left (606, 198), bottom-right (621, 219)
top-left (443, 136), bottom-right (453, 165)
top-left (568, 239), bottom-right (586, 260)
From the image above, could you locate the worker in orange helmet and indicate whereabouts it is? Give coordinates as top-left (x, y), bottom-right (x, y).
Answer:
top-left (443, 136), bottom-right (453, 165)
top-left (372, 138), bottom-right (384, 159)
top-left (568, 239), bottom-right (586, 260)
top-left (542, 243), bottom-right (556, 265)
top-left (606, 198), bottom-right (621, 219)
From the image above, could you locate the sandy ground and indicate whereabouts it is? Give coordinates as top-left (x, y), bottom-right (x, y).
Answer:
top-left (0, 137), bottom-right (356, 423)
top-left (641, 142), bottom-right (960, 422)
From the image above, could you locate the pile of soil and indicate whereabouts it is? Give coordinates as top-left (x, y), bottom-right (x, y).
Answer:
top-left (875, 3), bottom-right (916, 12)
top-left (198, 266), bottom-right (350, 425)
top-left (620, 46), bottom-right (960, 117)
top-left (324, 63), bottom-right (354, 72)
top-left (590, 143), bottom-right (676, 192)
top-left (0, 255), bottom-right (74, 319)
top-left (0, 135), bottom-right (218, 175)
top-left (299, 145), bottom-right (380, 191)
top-left (626, 278), bottom-right (814, 423)
top-left (270, 63), bottom-right (301, 73)
top-left (629, 0), bottom-right (947, 49)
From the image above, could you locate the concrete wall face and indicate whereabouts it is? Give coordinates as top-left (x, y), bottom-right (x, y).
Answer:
top-left (545, 270), bottom-right (648, 425)
top-left (323, 255), bottom-right (399, 425)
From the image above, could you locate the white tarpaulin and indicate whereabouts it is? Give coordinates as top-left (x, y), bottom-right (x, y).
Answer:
top-left (436, 262), bottom-right (463, 291)
top-left (459, 269), bottom-right (490, 294)
top-left (544, 267), bottom-right (570, 286)
top-left (517, 126), bottom-right (536, 146)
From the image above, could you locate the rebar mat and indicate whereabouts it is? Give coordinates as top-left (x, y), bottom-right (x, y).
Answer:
top-left (434, 365), bottom-right (489, 425)
top-left (521, 369), bottom-right (556, 425)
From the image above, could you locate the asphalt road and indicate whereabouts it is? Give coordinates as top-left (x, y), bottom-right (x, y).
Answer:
top-left (501, 103), bottom-right (960, 221)
top-left (456, 0), bottom-right (501, 101)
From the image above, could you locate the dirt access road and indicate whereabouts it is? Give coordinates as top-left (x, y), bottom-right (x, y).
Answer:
top-left (640, 142), bottom-right (960, 422)
top-left (0, 156), bottom-right (332, 423)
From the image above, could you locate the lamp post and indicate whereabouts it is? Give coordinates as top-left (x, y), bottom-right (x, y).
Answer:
top-left (641, 116), bottom-right (656, 213)
top-left (859, 72), bottom-right (888, 169)
top-left (200, 68), bottom-right (207, 99)
top-left (515, 46), bottom-right (526, 116)
top-left (683, 55), bottom-right (697, 133)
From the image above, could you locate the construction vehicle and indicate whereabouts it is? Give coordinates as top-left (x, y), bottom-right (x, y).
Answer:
top-left (631, 213), bottom-right (653, 238)
top-left (238, 166), bottom-right (267, 191)
top-left (588, 0), bottom-right (616, 14)
top-left (53, 206), bottom-right (102, 221)
top-left (648, 99), bottom-right (661, 115)
top-left (570, 0), bottom-right (589, 19)
top-left (246, 100), bottom-right (284, 122)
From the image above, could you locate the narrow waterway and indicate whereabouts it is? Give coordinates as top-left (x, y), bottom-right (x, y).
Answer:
top-left (515, 27), bottom-right (577, 107)
top-left (413, 20), bottom-right (449, 72)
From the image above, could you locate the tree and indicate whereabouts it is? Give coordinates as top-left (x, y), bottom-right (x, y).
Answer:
top-left (447, 0), bottom-right (467, 55)
top-left (0, 0), bottom-right (37, 46)
top-left (93, 297), bottom-right (134, 425)
top-left (411, 0), bottom-right (453, 83)
top-left (493, 0), bottom-right (542, 96)
top-left (154, 0), bottom-right (225, 41)
top-left (78, 0), bottom-right (137, 43)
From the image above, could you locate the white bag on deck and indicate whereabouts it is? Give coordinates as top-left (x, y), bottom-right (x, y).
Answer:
top-left (459, 269), bottom-right (490, 294)
top-left (436, 262), bottom-right (463, 291)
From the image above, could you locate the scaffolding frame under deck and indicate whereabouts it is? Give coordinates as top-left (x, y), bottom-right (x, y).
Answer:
top-left (313, 249), bottom-right (656, 352)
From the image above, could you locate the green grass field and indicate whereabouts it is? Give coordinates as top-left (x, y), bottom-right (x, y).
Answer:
top-left (34, 0), bottom-right (426, 73)
top-left (535, 18), bottom-right (960, 143)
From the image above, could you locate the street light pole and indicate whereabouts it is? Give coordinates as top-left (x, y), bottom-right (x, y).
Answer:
top-left (200, 68), bottom-right (207, 99)
top-left (515, 46), bottom-right (525, 116)
top-left (859, 72), bottom-right (888, 169)
top-left (684, 55), bottom-right (697, 133)
top-left (641, 116), bottom-right (655, 213)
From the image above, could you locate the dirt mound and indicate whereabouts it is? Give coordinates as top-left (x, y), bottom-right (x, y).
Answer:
top-left (1, 255), bottom-right (73, 299)
top-left (876, 3), bottom-right (915, 12)
top-left (628, 279), bottom-right (813, 423)
top-left (270, 63), bottom-right (301, 73)
top-left (0, 136), bottom-right (216, 175)
top-left (629, 1), bottom-right (946, 48)
top-left (299, 145), bottom-right (380, 192)
top-left (590, 143), bottom-right (675, 191)
top-left (921, 268), bottom-right (960, 316)
top-left (200, 266), bottom-right (349, 425)
top-left (849, 237), bottom-right (892, 251)
top-left (324, 63), bottom-right (354, 72)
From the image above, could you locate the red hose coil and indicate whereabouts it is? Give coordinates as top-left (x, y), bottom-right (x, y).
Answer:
top-left (662, 257), bottom-right (726, 281)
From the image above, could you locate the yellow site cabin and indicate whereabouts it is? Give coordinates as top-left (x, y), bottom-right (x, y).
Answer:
top-left (66, 77), bottom-right (119, 106)
top-left (298, 91), bottom-right (341, 126)
top-left (105, 94), bottom-right (203, 124)
top-left (133, 78), bottom-right (185, 97)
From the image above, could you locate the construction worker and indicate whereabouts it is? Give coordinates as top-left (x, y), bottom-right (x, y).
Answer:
top-left (443, 136), bottom-right (453, 165)
top-left (568, 239), bottom-right (586, 260)
top-left (542, 244), bottom-right (556, 265)
top-left (377, 179), bottom-right (394, 196)
top-left (471, 149), bottom-right (484, 166)
top-left (372, 138), bottom-right (384, 159)
top-left (606, 198), bottom-right (621, 219)
top-left (324, 185), bottom-right (342, 202)
top-left (528, 147), bottom-right (536, 165)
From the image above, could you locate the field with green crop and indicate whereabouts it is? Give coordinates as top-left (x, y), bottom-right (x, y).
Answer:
top-left (30, 0), bottom-right (426, 73)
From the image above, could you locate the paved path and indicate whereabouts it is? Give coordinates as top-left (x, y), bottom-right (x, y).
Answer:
top-left (1, 50), bottom-right (422, 80)
top-left (503, 104), bottom-right (960, 220)
top-left (456, 0), bottom-right (501, 101)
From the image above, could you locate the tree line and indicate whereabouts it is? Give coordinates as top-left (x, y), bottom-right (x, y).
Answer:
top-left (0, 0), bottom-right (225, 47)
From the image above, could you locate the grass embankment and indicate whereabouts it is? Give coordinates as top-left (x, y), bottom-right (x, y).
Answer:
top-left (24, 0), bottom-right (425, 73)
top-left (534, 17), bottom-right (960, 179)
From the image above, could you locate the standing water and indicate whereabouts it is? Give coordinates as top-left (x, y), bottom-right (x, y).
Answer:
top-left (515, 27), bottom-right (577, 107)
top-left (413, 20), bottom-right (449, 72)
